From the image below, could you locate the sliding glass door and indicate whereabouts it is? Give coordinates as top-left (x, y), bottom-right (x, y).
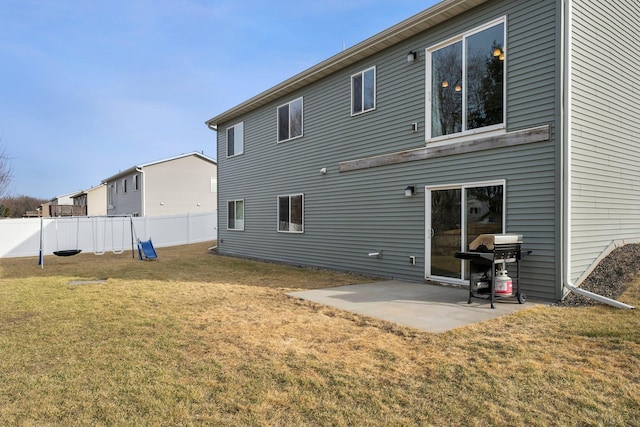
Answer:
top-left (426, 182), bottom-right (504, 283)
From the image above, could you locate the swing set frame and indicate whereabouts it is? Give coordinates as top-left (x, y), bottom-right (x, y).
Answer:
top-left (38, 215), bottom-right (136, 269)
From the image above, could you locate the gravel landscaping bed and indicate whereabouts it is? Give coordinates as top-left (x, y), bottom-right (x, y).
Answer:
top-left (558, 243), bottom-right (640, 307)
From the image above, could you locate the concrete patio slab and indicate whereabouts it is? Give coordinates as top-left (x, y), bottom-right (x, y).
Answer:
top-left (288, 280), bottom-right (534, 333)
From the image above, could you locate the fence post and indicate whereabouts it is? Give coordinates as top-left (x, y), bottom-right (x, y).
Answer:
top-left (187, 212), bottom-right (191, 244)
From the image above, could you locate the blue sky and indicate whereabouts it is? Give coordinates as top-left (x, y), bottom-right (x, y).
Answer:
top-left (0, 0), bottom-right (437, 199)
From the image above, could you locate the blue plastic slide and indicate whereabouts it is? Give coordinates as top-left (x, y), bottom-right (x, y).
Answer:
top-left (137, 239), bottom-right (158, 260)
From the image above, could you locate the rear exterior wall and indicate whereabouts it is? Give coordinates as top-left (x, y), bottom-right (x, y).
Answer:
top-left (569, 0), bottom-right (640, 284)
top-left (216, 0), bottom-right (561, 300)
top-left (144, 156), bottom-right (217, 217)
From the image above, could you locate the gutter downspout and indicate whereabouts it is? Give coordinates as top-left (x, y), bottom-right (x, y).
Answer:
top-left (136, 167), bottom-right (145, 217)
top-left (561, 0), bottom-right (633, 310)
top-left (564, 282), bottom-right (634, 309)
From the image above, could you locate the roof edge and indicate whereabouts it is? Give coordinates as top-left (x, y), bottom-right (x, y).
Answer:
top-left (205, 0), bottom-right (488, 128)
top-left (102, 151), bottom-right (217, 183)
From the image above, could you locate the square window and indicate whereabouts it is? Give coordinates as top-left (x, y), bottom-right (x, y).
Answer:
top-left (277, 194), bottom-right (304, 233)
top-left (227, 122), bottom-right (244, 157)
top-left (227, 200), bottom-right (244, 231)
top-left (351, 66), bottom-right (376, 115)
top-left (428, 19), bottom-right (505, 139)
top-left (277, 98), bottom-right (303, 142)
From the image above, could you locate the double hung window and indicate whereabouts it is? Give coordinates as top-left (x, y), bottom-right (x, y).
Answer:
top-left (428, 19), bottom-right (505, 140)
top-left (227, 122), bottom-right (244, 157)
top-left (277, 194), bottom-right (304, 233)
top-left (351, 66), bottom-right (376, 115)
top-left (108, 184), bottom-right (115, 207)
top-left (277, 98), bottom-right (303, 142)
top-left (227, 200), bottom-right (244, 231)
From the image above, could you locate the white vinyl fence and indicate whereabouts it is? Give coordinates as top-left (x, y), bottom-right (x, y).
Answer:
top-left (0, 212), bottom-right (217, 259)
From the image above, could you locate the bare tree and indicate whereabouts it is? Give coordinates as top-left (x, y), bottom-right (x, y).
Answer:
top-left (2, 195), bottom-right (47, 217)
top-left (0, 141), bottom-right (13, 202)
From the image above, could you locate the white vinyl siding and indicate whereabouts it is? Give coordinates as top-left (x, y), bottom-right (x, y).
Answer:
top-left (570, 1), bottom-right (640, 283)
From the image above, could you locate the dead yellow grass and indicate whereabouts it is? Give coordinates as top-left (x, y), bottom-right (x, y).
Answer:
top-left (1, 242), bottom-right (639, 426)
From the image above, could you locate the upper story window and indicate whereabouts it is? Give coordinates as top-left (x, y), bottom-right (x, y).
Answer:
top-left (227, 199), bottom-right (244, 231)
top-left (277, 97), bottom-right (303, 143)
top-left (277, 194), bottom-right (304, 233)
top-left (227, 122), bottom-right (244, 157)
top-left (122, 178), bottom-right (127, 193)
top-left (108, 184), bottom-right (115, 207)
top-left (428, 18), bottom-right (505, 140)
top-left (134, 174), bottom-right (139, 191)
top-left (351, 66), bottom-right (376, 115)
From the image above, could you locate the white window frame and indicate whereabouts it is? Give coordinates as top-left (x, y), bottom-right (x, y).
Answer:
top-left (107, 184), bottom-right (115, 208)
top-left (425, 179), bottom-right (506, 285)
top-left (426, 17), bottom-right (507, 146)
top-left (122, 178), bottom-right (127, 194)
top-left (351, 66), bottom-right (376, 116)
top-left (277, 97), bottom-right (304, 143)
top-left (134, 174), bottom-right (139, 191)
top-left (227, 199), bottom-right (245, 231)
top-left (277, 193), bottom-right (304, 233)
top-left (226, 122), bottom-right (244, 157)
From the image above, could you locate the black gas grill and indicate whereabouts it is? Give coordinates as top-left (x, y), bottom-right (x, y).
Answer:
top-left (455, 234), bottom-right (530, 308)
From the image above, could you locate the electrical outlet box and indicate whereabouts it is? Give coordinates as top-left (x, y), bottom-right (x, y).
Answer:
top-left (409, 256), bottom-right (416, 265)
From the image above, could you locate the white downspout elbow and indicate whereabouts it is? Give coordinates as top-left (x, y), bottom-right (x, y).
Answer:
top-left (564, 281), bottom-right (634, 310)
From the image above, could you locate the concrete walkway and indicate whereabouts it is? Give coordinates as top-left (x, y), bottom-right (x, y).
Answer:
top-left (288, 280), bottom-right (533, 333)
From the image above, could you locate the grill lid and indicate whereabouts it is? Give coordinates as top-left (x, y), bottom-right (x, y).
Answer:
top-left (469, 234), bottom-right (523, 251)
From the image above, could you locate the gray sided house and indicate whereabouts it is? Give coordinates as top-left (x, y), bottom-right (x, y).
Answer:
top-left (103, 152), bottom-right (217, 217)
top-left (206, 0), bottom-right (640, 301)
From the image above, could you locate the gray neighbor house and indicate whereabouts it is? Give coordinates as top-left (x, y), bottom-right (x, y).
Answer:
top-left (206, 0), bottom-right (640, 301)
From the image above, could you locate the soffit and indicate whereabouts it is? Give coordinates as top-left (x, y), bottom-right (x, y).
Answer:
top-left (206, 0), bottom-right (489, 128)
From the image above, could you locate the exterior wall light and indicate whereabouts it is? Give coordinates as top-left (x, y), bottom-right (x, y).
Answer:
top-left (407, 51), bottom-right (418, 63)
top-left (404, 186), bottom-right (415, 197)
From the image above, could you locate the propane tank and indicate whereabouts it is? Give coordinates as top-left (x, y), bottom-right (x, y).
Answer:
top-left (495, 268), bottom-right (513, 295)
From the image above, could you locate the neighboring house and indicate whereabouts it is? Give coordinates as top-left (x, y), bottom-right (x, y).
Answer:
top-left (205, 0), bottom-right (640, 301)
top-left (103, 152), bottom-right (217, 217)
top-left (71, 184), bottom-right (107, 216)
top-left (45, 191), bottom-right (86, 217)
